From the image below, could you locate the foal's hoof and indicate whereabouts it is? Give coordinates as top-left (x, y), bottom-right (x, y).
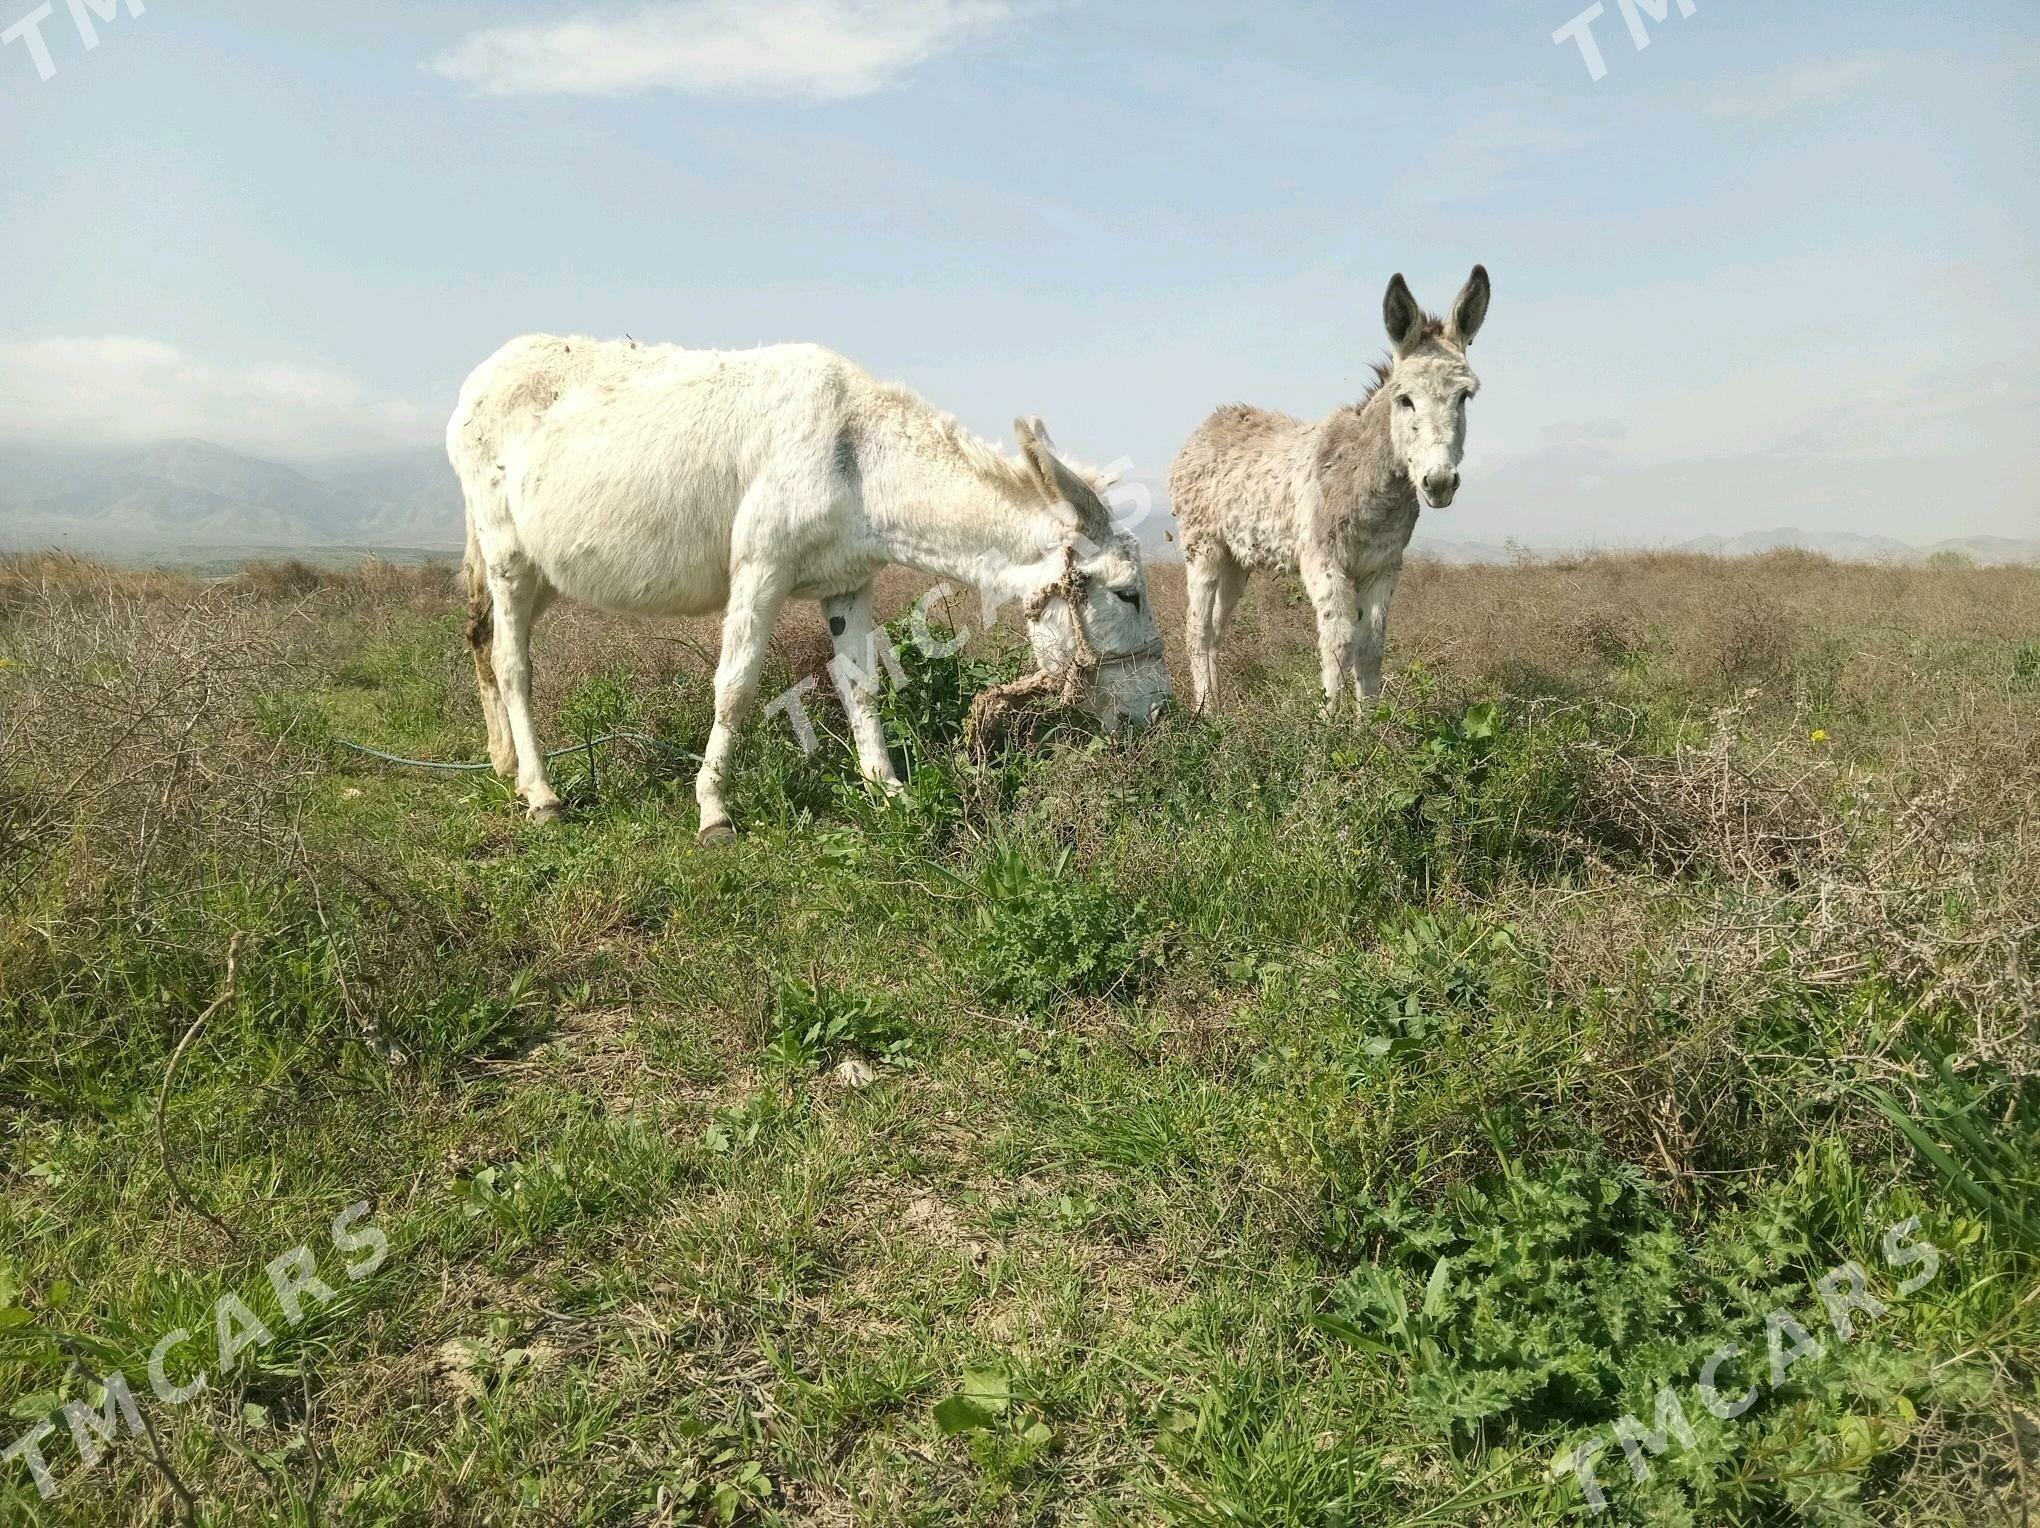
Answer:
top-left (526, 800), bottom-right (565, 827)
top-left (697, 821), bottom-right (737, 848)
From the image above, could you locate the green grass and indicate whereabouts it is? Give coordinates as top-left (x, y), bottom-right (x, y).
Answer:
top-left (3, 555), bottom-right (2038, 1524)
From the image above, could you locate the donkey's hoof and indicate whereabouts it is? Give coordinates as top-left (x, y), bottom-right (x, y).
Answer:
top-left (526, 800), bottom-right (565, 827)
top-left (697, 821), bottom-right (737, 848)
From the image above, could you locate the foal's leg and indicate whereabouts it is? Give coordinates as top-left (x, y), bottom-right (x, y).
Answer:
top-left (1185, 553), bottom-right (1223, 714)
top-left (823, 584), bottom-right (904, 794)
top-left (487, 564), bottom-right (565, 823)
top-left (1301, 559), bottom-right (1362, 714)
top-left (1352, 567), bottom-right (1401, 706)
top-left (695, 560), bottom-right (792, 844)
top-left (1208, 555), bottom-right (1248, 681)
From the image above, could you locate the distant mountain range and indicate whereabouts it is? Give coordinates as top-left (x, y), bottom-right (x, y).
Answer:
top-left (1407, 528), bottom-right (2040, 567)
top-left (0, 439), bottom-right (462, 559)
top-left (2, 438), bottom-right (2033, 569)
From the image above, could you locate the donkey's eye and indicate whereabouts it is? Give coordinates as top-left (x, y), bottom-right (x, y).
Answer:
top-left (1398, 395), bottom-right (1416, 410)
top-left (1114, 590), bottom-right (1142, 610)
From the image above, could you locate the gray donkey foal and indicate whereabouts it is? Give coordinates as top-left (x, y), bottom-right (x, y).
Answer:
top-left (1170, 266), bottom-right (1490, 712)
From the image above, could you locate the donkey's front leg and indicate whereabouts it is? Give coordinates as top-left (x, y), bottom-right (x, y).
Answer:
top-left (1351, 567), bottom-right (1400, 707)
top-left (1301, 560), bottom-right (1362, 714)
top-left (696, 561), bottom-right (791, 845)
top-left (823, 584), bottom-right (904, 795)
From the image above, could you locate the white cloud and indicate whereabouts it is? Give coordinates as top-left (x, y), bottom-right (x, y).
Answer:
top-left (429, 0), bottom-right (1014, 101)
top-left (1708, 53), bottom-right (1889, 122)
top-left (0, 337), bottom-right (436, 458)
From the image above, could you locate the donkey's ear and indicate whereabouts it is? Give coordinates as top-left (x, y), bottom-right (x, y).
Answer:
top-left (1383, 273), bottom-right (1424, 354)
top-left (1015, 416), bottom-right (1113, 541)
top-left (1446, 264), bottom-right (1490, 348)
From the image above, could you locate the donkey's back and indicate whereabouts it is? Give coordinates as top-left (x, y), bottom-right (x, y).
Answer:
top-left (449, 335), bottom-right (863, 619)
top-left (1168, 403), bottom-right (1317, 574)
top-left (448, 334), bottom-right (851, 489)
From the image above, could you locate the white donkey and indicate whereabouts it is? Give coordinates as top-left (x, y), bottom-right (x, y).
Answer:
top-left (1170, 266), bottom-right (1490, 713)
top-left (450, 335), bottom-right (1169, 838)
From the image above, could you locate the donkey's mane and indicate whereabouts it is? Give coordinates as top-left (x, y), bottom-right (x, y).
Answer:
top-left (867, 377), bottom-right (1041, 496)
top-left (1359, 310), bottom-right (1448, 403)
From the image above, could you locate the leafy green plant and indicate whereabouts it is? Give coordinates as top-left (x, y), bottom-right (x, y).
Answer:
top-left (666, 1416), bottom-right (776, 1524)
top-left (454, 1159), bottom-right (567, 1237)
top-left (1370, 697), bottom-right (1582, 890)
top-left (1319, 1149), bottom-right (1690, 1435)
top-left (877, 614), bottom-right (1018, 761)
top-left (932, 1366), bottom-right (1057, 1483)
top-left (559, 667), bottom-right (636, 744)
top-left (701, 1091), bottom-right (788, 1156)
top-left (968, 844), bottom-right (1163, 1015)
top-left (762, 977), bottom-right (917, 1072)
top-left (393, 970), bottom-right (546, 1066)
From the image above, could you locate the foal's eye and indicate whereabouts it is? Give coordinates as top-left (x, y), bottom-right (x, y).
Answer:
top-left (1114, 590), bottom-right (1142, 610)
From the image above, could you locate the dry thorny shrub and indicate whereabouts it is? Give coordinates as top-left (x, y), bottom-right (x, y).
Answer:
top-left (1819, 745), bottom-right (2039, 1068)
top-left (234, 556), bottom-right (458, 608)
top-left (1565, 702), bottom-right (1832, 882)
top-left (0, 561), bottom-right (324, 902)
top-left (1554, 701), bottom-right (2038, 1076)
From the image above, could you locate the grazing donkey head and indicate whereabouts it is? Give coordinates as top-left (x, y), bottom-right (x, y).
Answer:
top-left (1379, 265), bottom-right (1490, 509)
top-left (1012, 417), bottom-right (1171, 732)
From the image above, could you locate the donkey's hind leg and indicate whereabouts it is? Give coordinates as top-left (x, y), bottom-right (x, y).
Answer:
top-left (1208, 555), bottom-right (1247, 681)
top-left (1185, 553), bottom-right (1222, 714)
top-left (1185, 550), bottom-right (1246, 714)
top-left (487, 561), bottom-right (565, 824)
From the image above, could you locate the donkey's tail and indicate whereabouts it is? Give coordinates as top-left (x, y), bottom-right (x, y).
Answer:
top-left (458, 491), bottom-right (519, 777)
top-left (461, 513), bottom-right (494, 656)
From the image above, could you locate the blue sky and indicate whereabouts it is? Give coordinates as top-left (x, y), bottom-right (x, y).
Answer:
top-left (2, 0), bottom-right (2036, 544)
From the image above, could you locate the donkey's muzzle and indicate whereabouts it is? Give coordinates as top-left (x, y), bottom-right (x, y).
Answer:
top-left (1422, 469), bottom-right (1461, 508)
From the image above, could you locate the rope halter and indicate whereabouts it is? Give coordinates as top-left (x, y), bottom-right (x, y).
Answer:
top-left (1019, 543), bottom-right (1166, 706)
top-left (967, 542), bottom-right (1167, 754)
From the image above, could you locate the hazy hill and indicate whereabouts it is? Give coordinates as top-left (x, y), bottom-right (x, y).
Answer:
top-left (1410, 527), bottom-right (2040, 566)
top-left (2, 439), bottom-right (2032, 568)
top-left (0, 439), bottom-right (463, 557)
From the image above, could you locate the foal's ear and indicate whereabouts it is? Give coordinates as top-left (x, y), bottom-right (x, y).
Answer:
top-left (1447, 264), bottom-right (1491, 348)
top-left (1015, 416), bottom-right (1114, 541)
top-left (1383, 273), bottom-right (1424, 354)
